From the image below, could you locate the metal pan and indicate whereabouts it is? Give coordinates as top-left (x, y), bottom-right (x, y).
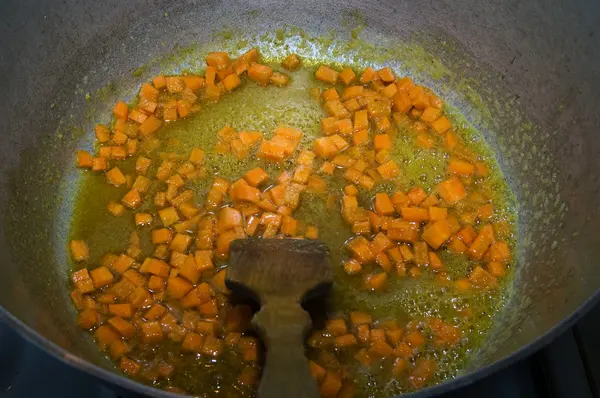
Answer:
top-left (1, 0), bottom-right (599, 396)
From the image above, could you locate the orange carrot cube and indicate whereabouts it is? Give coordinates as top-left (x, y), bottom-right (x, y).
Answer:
top-left (113, 101), bottom-right (128, 121)
top-left (374, 193), bottom-right (395, 216)
top-left (364, 272), bottom-right (388, 291)
top-left (282, 53), bottom-right (301, 70)
top-left (158, 206), bottom-right (180, 226)
top-left (70, 240), bottom-right (89, 262)
top-left (90, 266), bottom-right (114, 288)
top-left (377, 160), bottom-right (400, 180)
top-left (77, 150), bottom-right (94, 168)
top-left (431, 116), bottom-right (452, 134)
top-left (243, 167), bottom-right (269, 187)
top-left (140, 321), bottom-right (164, 344)
top-left (315, 65), bottom-right (339, 84)
top-left (248, 63), bottom-right (273, 85)
top-left (347, 236), bottom-right (375, 264)
top-left (422, 219), bottom-right (452, 249)
top-left (270, 72), bottom-right (289, 87)
top-left (206, 52), bottom-right (230, 69)
top-left (320, 372), bottom-right (342, 398)
top-left (106, 167), bottom-right (126, 186)
top-left (223, 73), bottom-right (241, 91)
top-left (437, 178), bottom-right (467, 204)
top-left (339, 68), bottom-right (357, 85)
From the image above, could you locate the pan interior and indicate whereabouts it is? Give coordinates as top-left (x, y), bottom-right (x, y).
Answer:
top-left (1, 0), bottom-right (599, 396)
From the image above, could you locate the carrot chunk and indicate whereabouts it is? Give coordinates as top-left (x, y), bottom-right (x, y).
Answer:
top-left (437, 178), bottom-right (467, 204)
top-left (282, 53), bottom-right (301, 70)
top-left (70, 240), bottom-right (89, 262)
top-left (248, 63), bottom-right (273, 85)
top-left (315, 65), bottom-right (339, 84)
top-left (422, 219), bottom-right (452, 249)
top-left (467, 225), bottom-right (495, 260)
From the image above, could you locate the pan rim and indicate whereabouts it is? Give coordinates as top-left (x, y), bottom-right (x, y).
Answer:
top-left (2, 287), bottom-right (600, 397)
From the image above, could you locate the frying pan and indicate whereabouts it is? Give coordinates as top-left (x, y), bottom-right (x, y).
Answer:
top-left (1, 0), bottom-right (599, 396)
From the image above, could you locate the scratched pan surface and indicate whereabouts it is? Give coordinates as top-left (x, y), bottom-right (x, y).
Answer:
top-left (1, 0), bottom-right (600, 396)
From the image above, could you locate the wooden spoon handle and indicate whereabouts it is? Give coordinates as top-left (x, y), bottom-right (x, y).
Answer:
top-left (252, 299), bottom-right (320, 398)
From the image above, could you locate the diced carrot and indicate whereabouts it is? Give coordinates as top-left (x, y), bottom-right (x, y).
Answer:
top-left (324, 319), bottom-right (347, 336)
top-left (410, 359), bottom-right (437, 389)
top-left (448, 158), bottom-right (475, 175)
top-left (158, 206), bottom-right (180, 227)
top-left (206, 52), bottom-right (230, 69)
top-left (469, 265), bottom-right (497, 288)
top-left (248, 63), bottom-right (273, 85)
top-left (489, 241), bottom-right (511, 262)
top-left (94, 324), bottom-right (121, 351)
top-left (428, 252), bottom-right (443, 270)
top-left (305, 226), bottom-right (319, 239)
top-left (368, 339), bottom-right (394, 358)
top-left (150, 76), bottom-right (166, 90)
top-left (230, 179), bottom-right (261, 203)
top-left (437, 178), bottom-right (467, 204)
top-left (270, 72), bottom-right (289, 87)
top-left (181, 331), bottom-right (205, 352)
top-left (377, 160), bottom-right (400, 180)
top-left (373, 193), bottom-right (394, 216)
top-left (401, 207), bottom-right (430, 222)
top-left (282, 53), bottom-right (301, 70)
top-left (343, 259), bottom-right (362, 275)
top-left (387, 220), bottom-right (419, 243)
top-left (431, 116), bottom-right (452, 134)
top-left (90, 266), bottom-right (114, 288)
top-left (112, 253), bottom-right (135, 274)
top-left (315, 65), bottom-right (339, 84)
top-left (325, 99), bottom-right (350, 119)
top-left (92, 157), bottom-right (108, 171)
top-left (467, 225), bottom-right (495, 260)
top-left (414, 241), bottom-right (429, 266)
top-left (217, 207), bottom-right (242, 232)
top-left (70, 240), bottom-right (89, 262)
top-left (106, 167), bottom-right (127, 186)
top-left (478, 203), bottom-right (494, 220)
top-left (76, 150), bottom-right (94, 168)
top-left (139, 115), bottom-right (162, 136)
top-left (326, 67), bottom-right (352, 86)
top-left (415, 133), bottom-right (434, 149)
top-left (219, 72), bottom-right (240, 91)
top-left (347, 236), bottom-right (375, 264)
top-left (178, 76), bottom-right (204, 92)
top-left (487, 261), bottom-right (507, 277)
top-left (373, 134), bottom-right (391, 151)
top-left (475, 161), bottom-right (490, 177)
top-left (365, 272), bottom-right (388, 290)
top-left (422, 219), bottom-right (452, 249)
top-left (151, 228), bottom-right (173, 245)
top-left (165, 76), bottom-right (185, 94)
top-left (320, 117), bottom-right (339, 136)
top-left (429, 206), bottom-right (448, 221)
top-left (113, 101), bottom-right (128, 121)
top-left (320, 372), bottom-right (342, 398)
top-left (359, 67), bottom-right (379, 83)
top-left (312, 137), bottom-right (339, 159)
top-left (139, 321), bottom-right (164, 344)
top-left (335, 334), bottom-right (358, 347)
top-left (108, 316), bottom-right (136, 338)
top-left (320, 88), bottom-right (338, 102)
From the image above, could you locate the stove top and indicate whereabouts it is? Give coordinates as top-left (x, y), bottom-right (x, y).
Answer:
top-left (2, 304), bottom-right (600, 398)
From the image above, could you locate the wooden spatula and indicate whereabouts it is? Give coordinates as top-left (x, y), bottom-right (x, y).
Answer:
top-left (226, 238), bottom-right (332, 398)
